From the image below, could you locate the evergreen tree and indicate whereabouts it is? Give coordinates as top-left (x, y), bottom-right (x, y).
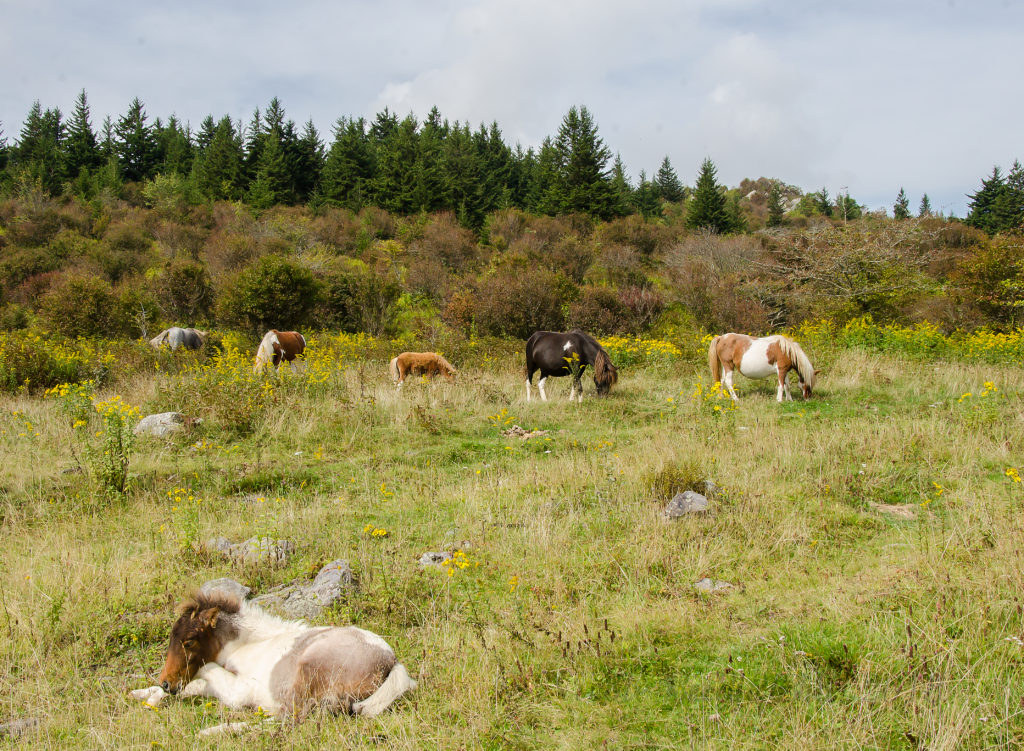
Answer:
top-left (550, 106), bottom-right (615, 219)
top-left (247, 128), bottom-right (291, 208)
top-left (371, 114), bottom-right (418, 213)
top-left (321, 117), bottom-right (375, 210)
top-left (815, 187), bottom-right (833, 217)
top-left (834, 191), bottom-right (861, 222)
top-left (242, 108), bottom-right (264, 184)
top-left (632, 170), bottom-right (661, 218)
top-left (1002, 160), bottom-right (1024, 230)
top-left (609, 154), bottom-right (633, 217)
top-left (654, 156), bottom-right (685, 202)
top-left (194, 116), bottom-right (217, 152)
top-left (156, 115), bottom-right (193, 175)
top-left (508, 144), bottom-right (537, 210)
top-left (293, 119), bottom-right (324, 203)
top-left (413, 107), bottom-right (447, 214)
top-left (893, 187), bottom-right (911, 219)
top-left (532, 136), bottom-right (562, 215)
top-left (114, 98), bottom-right (159, 182)
top-left (726, 192), bottom-right (747, 233)
top-left (63, 89), bottom-right (100, 178)
top-left (474, 121), bottom-right (513, 218)
top-left (99, 116), bottom-right (116, 160)
top-left (0, 121), bottom-right (8, 174)
top-left (766, 180), bottom-right (786, 227)
top-left (686, 158), bottom-right (730, 233)
top-left (918, 193), bottom-right (932, 217)
top-left (441, 122), bottom-right (483, 227)
top-left (14, 101), bottom-right (64, 192)
top-left (193, 116), bottom-right (242, 201)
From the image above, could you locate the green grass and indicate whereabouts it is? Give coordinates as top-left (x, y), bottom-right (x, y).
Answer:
top-left (1, 342), bottom-right (1023, 749)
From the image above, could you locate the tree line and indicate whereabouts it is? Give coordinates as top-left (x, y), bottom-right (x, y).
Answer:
top-left (0, 91), bottom-right (1019, 234)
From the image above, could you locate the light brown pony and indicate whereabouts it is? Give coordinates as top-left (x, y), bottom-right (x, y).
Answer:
top-left (253, 330), bottom-right (306, 373)
top-left (388, 352), bottom-right (456, 388)
top-left (708, 333), bottom-right (818, 402)
top-left (130, 590), bottom-right (416, 722)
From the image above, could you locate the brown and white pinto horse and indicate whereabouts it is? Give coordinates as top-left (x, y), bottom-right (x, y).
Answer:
top-left (253, 330), bottom-right (306, 373)
top-left (130, 591), bottom-right (416, 721)
top-left (388, 352), bottom-right (457, 389)
top-left (708, 333), bottom-right (818, 402)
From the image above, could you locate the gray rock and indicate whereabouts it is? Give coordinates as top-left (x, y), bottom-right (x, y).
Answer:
top-left (134, 412), bottom-right (185, 438)
top-left (252, 560), bottom-right (354, 619)
top-left (205, 536), bottom-right (295, 565)
top-left (703, 480), bottom-right (721, 498)
top-left (418, 551), bottom-right (452, 568)
top-left (693, 577), bottom-right (734, 593)
top-left (0, 717), bottom-right (39, 739)
top-left (664, 491), bottom-right (710, 518)
top-left (200, 577), bottom-right (251, 600)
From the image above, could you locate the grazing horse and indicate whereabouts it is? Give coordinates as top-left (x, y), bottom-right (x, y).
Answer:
top-left (149, 327), bottom-right (207, 351)
top-left (388, 352), bottom-right (457, 389)
top-left (708, 333), bottom-right (819, 402)
top-left (253, 330), bottom-right (306, 373)
top-left (524, 330), bottom-right (618, 402)
top-left (130, 591), bottom-right (416, 720)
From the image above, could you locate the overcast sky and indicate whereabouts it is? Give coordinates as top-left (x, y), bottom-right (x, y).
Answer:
top-left (2, 0), bottom-right (1021, 216)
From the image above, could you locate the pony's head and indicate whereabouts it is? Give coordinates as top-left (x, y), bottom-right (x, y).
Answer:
top-left (593, 349), bottom-right (619, 396)
top-left (158, 592), bottom-right (239, 693)
top-left (799, 369), bottom-right (821, 399)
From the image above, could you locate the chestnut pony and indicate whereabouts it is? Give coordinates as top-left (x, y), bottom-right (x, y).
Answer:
top-left (708, 333), bottom-right (818, 402)
top-left (253, 330), bottom-right (306, 373)
top-left (388, 352), bottom-right (456, 388)
top-left (130, 591), bottom-right (416, 721)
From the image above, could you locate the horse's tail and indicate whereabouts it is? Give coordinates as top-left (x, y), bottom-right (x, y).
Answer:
top-left (254, 331), bottom-right (279, 373)
top-left (778, 336), bottom-right (815, 389)
top-left (708, 336), bottom-right (722, 383)
top-left (388, 356), bottom-right (400, 382)
top-left (593, 347), bottom-right (618, 389)
top-left (352, 662), bottom-right (417, 718)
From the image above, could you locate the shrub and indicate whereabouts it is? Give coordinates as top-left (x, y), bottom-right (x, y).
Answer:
top-left (474, 266), bottom-right (568, 339)
top-left (485, 208), bottom-right (530, 250)
top-left (0, 332), bottom-right (104, 393)
top-left (217, 254), bottom-right (321, 334)
top-left (40, 274), bottom-right (131, 338)
top-left (318, 258), bottom-right (401, 335)
top-left (154, 259), bottom-right (215, 324)
top-left (411, 212), bottom-right (480, 272)
top-left (598, 214), bottom-right (675, 257)
top-left (567, 286), bottom-right (626, 335)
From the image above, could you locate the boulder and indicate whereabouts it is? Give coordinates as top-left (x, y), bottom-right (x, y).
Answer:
top-left (134, 412), bottom-right (185, 438)
top-left (694, 577), bottom-right (734, 593)
top-left (204, 536), bottom-right (295, 565)
top-left (418, 551), bottom-right (453, 568)
top-left (664, 491), bottom-right (709, 518)
top-left (252, 560), bottom-right (355, 619)
top-left (199, 577), bottom-right (251, 600)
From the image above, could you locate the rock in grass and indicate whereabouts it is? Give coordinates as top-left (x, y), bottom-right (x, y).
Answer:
top-left (200, 577), bottom-right (251, 600)
top-left (252, 560), bottom-right (354, 619)
top-left (664, 491), bottom-right (709, 518)
top-left (419, 551), bottom-right (453, 567)
top-left (204, 536), bottom-right (295, 565)
top-left (693, 577), bottom-right (734, 593)
top-left (0, 717), bottom-right (39, 739)
top-left (133, 412), bottom-right (185, 438)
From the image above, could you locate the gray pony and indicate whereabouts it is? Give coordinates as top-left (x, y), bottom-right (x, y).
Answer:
top-left (149, 327), bottom-right (208, 351)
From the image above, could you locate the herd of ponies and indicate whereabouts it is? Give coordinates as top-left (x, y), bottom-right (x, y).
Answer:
top-left (135, 326), bottom-right (818, 728)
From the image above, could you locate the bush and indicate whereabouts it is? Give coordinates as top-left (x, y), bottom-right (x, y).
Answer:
top-left (567, 286), bottom-right (626, 335)
top-left (318, 258), bottom-right (401, 335)
top-left (473, 266), bottom-right (568, 339)
top-left (411, 212), bottom-right (480, 272)
top-left (217, 255), bottom-right (321, 334)
top-left (40, 274), bottom-right (131, 338)
top-left (0, 331), bottom-right (102, 393)
top-left (154, 259), bottom-right (215, 324)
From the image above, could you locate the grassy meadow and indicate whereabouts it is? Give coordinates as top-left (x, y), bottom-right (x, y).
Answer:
top-left (1, 330), bottom-right (1023, 749)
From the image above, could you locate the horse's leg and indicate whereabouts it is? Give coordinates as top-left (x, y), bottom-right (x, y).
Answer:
top-left (538, 376), bottom-right (548, 402)
top-left (185, 663), bottom-right (261, 710)
top-left (573, 376), bottom-right (583, 403)
top-left (777, 369), bottom-right (791, 402)
top-left (568, 381), bottom-right (576, 401)
top-left (723, 367), bottom-right (739, 402)
top-left (525, 369), bottom-right (534, 401)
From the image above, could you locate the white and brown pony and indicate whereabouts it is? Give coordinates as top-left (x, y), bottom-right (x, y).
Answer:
top-left (388, 352), bottom-right (456, 389)
top-left (708, 333), bottom-right (818, 402)
top-left (130, 591), bottom-right (416, 721)
top-left (149, 327), bottom-right (208, 351)
top-left (253, 330), bottom-right (306, 374)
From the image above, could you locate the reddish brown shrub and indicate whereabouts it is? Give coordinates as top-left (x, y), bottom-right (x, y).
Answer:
top-left (410, 213), bottom-right (481, 272)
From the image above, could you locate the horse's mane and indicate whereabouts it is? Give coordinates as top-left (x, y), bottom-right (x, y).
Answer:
top-left (777, 336), bottom-right (815, 389)
top-left (569, 330), bottom-right (618, 388)
top-left (177, 590), bottom-right (242, 618)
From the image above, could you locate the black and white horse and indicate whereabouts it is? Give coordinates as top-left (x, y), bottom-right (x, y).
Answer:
top-left (524, 330), bottom-right (619, 402)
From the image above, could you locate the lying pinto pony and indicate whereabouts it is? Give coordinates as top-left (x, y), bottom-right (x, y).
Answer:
top-left (131, 591), bottom-right (416, 720)
top-left (388, 351), bottom-right (456, 388)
